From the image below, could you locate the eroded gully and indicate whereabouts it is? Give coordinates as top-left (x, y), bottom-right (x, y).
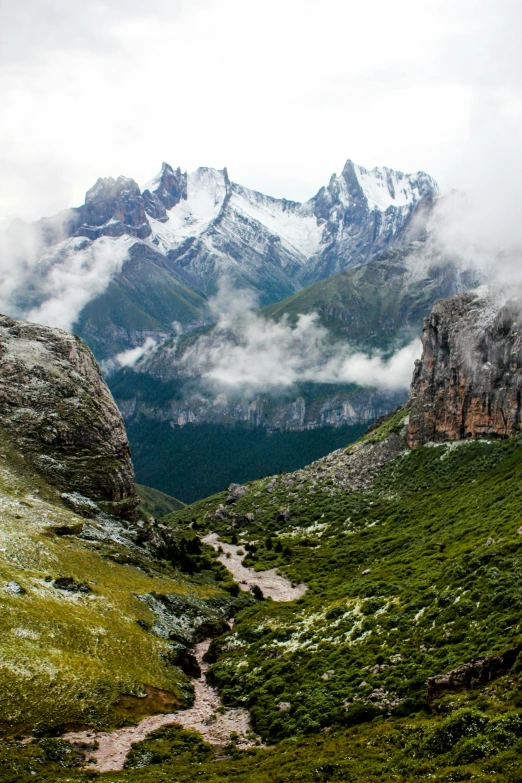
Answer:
top-left (62, 534), bottom-right (306, 772)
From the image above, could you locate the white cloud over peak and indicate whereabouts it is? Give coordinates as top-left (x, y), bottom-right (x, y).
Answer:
top-left (0, 223), bottom-right (131, 331)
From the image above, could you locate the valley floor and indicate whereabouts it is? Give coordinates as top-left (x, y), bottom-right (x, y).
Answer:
top-left (5, 417), bottom-right (522, 782)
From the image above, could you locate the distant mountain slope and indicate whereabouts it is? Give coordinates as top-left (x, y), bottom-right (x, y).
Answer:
top-left (6, 159), bottom-right (439, 360)
top-left (262, 248), bottom-right (479, 350)
top-left (111, 248), bottom-right (479, 437)
top-left (75, 242), bottom-right (208, 358)
top-left (109, 248), bottom-right (480, 502)
top-left (137, 483), bottom-right (185, 518)
top-left (128, 422), bottom-right (370, 504)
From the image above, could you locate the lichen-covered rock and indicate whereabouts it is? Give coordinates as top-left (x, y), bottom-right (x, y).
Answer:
top-left (0, 315), bottom-right (137, 519)
top-left (426, 644), bottom-right (522, 704)
top-left (135, 592), bottom-right (241, 645)
top-left (226, 484), bottom-right (249, 504)
top-left (408, 290), bottom-right (522, 447)
top-left (272, 431), bottom-right (406, 496)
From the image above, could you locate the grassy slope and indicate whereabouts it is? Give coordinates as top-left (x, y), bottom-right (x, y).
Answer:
top-left (8, 417), bottom-right (522, 781)
top-left (158, 417), bottom-right (522, 779)
top-left (136, 483), bottom-right (185, 518)
top-left (262, 256), bottom-right (466, 351)
top-left (76, 257), bottom-right (208, 359)
top-left (188, 431), bottom-right (522, 743)
top-left (0, 430), bottom-right (231, 736)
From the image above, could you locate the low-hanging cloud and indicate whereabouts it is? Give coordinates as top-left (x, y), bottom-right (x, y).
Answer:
top-left (0, 220), bottom-right (131, 332)
top-left (102, 337), bottom-right (159, 375)
top-left (140, 283), bottom-right (422, 394)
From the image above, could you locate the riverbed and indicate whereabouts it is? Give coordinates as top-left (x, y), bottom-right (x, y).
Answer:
top-left (62, 533), bottom-right (305, 771)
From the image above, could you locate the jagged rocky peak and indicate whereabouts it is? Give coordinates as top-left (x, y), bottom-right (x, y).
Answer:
top-left (407, 288), bottom-right (522, 447)
top-left (79, 174), bottom-right (150, 239)
top-left (346, 160), bottom-right (439, 210)
top-left (85, 174), bottom-right (141, 203)
top-left (142, 162), bottom-right (187, 214)
top-left (0, 314), bottom-right (137, 519)
top-left (316, 158), bottom-right (439, 214)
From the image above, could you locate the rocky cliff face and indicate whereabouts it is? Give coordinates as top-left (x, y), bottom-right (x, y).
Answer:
top-left (407, 290), bottom-right (522, 447)
top-left (0, 315), bottom-right (137, 518)
top-left (117, 381), bottom-right (404, 433)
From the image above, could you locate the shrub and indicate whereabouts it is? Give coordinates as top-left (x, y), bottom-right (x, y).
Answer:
top-left (423, 709), bottom-right (489, 756)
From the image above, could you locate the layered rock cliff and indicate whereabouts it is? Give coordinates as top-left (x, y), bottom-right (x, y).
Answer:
top-left (407, 289), bottom-right (522, 447)
top-left (0, 315), bottom-right (137, 518)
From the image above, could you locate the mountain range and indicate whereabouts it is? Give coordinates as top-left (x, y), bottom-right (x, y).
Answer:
top-left (9, 159), bottom-right (438, 357)
top-left (4, 158), bottom-right (481, 501)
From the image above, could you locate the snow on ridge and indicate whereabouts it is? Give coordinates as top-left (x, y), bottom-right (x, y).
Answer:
top-left (354, 164), bottom-right (437, 212)
top-left (143, 160), bottom-right (439, 257)
top-left (229, 184), bottom-right (323, 260)
top-left (147, 167), bottom-right (228, 253)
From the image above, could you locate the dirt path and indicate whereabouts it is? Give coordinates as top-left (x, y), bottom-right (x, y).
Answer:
top-left (203, 533), bottom-right (307, 601)
top-left (62, 639), bottom-right (254, 772)
top-left (62, 533), bottom-right (305, 771)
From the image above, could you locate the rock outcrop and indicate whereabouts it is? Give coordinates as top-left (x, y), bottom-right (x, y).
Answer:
top-left (426, 644), bottom-right (522, 705)
top-left (408, 290), bottom-right (522, 447)
top-left (0, 315), bottom-right (137, 519)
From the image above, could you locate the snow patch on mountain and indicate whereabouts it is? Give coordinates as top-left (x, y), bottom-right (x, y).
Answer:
top-left (354, 165), bottom-right (436, 211)
top-left (229, 185), bottom-right (323, 260)
top-left (147, 167), bottom-right (228, 253)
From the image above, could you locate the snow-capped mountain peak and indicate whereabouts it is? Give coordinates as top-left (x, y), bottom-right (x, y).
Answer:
top-left (146, 166), bottom-right (229, 253)
top-left (9, 157), bottom-right (440, 349)
top-left (353, 163), bottom-right (438, 211)
top-left (334, 159), bottom-right (439, 212)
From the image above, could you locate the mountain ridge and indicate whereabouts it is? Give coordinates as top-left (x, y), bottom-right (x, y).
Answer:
top-left (5, 158), bottom-right (439, 360)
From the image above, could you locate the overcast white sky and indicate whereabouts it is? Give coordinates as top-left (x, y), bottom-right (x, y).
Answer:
top-left (1, 0), bottom-right (521, 223)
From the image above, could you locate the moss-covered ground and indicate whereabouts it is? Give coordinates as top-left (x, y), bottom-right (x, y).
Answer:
top-left (0, 432), bottom-right (232, 736)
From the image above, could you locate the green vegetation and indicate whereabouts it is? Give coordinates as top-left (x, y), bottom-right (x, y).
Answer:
top-left (4, 706), bottom-right (522, 782)
top-left (0, 431), bottom-right (236, 736)
top-left (6, 415), bottom-right (522, 781)
top-left (190, 436), bottom-right (522, 742)
top-left (360, 406), bottom-right (409, 443)
top-left (261, 255), bottom-right (466, 351)
top-left (76, 258), bottom-right (208, 360)
top-left (126, 420), bottom-right (369, 503)
top-left (149, 431), bottom-right (522, 778)
top-left (136, 483), bottom-right (185, 518)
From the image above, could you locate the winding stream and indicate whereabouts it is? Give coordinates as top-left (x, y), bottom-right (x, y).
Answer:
top-left (62, 534), bottom-right (306, 772)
